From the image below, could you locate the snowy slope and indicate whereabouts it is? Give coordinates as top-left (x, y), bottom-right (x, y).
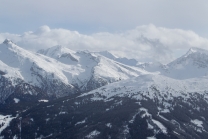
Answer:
top-left (0, 60), bottom-right (22, 78)
top-left (136, 62), bottom-right (168, 73)
top-left (98, 51), bottom-right (169, 74)
top-left (0, 40), bottom-right (151, 102)
top-left (0, 39), bottom-right (74, 84)
top-left (81, 74), bottom-right (208, 102)
top-left (2, 73), bottom-right (208, 138)
top-left (163, 47), bottom-right (208, 79)
top-left (38, 45), bottom-right (150, 92)
top-left (1, 39), bottom-right (208, 103)
top-left (0, 39), bottom-right (79, 102)
top-left (37, 45), bottom-right (79, 65)
top-left (133, 47), bottom-right (208, 79)
top-left (97, 51), bottom-right (117, 60)
top-left (79, 74), bottom-right (208, 137)
top-left (97, 51), bottom-right (138, 66)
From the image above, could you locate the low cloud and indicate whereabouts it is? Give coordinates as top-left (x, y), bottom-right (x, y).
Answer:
top-left (1, 24), bottom-right (208, 64)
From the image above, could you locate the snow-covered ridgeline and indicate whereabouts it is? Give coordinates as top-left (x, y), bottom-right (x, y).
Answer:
top-left (164, 47), bottom-right (208, 79)
top-left (37, 45), bottom-right (150, 91)
top-left (100, 47), bottom-right (208, 80)
top-left (80, 74), bottom-right (208, 107)
top-left (2, 39), bottom-right (208, 104)
top-left (0, 39), bottom-right (151, 102)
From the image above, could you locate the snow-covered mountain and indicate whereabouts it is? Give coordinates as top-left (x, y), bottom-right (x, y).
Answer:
top-left (164, 47), bottom-right (208, 79)
top-left (72, 74), bottom-right (208, 138)
top-left (37, 45), bottom-right (149, 92)
top-left (0, 39), bottom-right (79, 103)
top-left (1, 39), bottom-right (207, 104)
top-left (136, 62), bottom-right (167, 73)
top-left (134, 47), bottom-right (208, 79)
top-left (97, 51), bottom-right (138, 66)
top-left (0, 40), bottom-right (149, 103)
top-left (1, 39), bottom-right (208, 138)
top-left (97, 51), bottom-right (169, 74)
top-left (2, 74), bottom-right (208, 138)
top-left (37, 45), bottom-right (79, 65)
top-left (81, 74), bottom-right (208, 101)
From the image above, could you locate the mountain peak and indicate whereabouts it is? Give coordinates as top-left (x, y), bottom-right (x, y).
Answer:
top-left (46, 45), bottom-right (63, 51)
top-left (165, 47), bottom-right (208, 79)
top-left (38, 45), bottom-right (75, 57)
top-left (53, 45), bottom-right (63, 50)
top-left (185, 47), bottom-right (208, 56)
top-left (170, 47), bottom-right (208, 66)
top-left (3, 39), bottom-right (13, 44)
top-left (98, 51), bottom-right (117, 59)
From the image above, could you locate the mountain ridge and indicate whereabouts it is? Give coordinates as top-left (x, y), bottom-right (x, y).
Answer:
top-left (0, 40), bottom-right (148, 103)
top-left (1, 40), bottom-right (208, 138)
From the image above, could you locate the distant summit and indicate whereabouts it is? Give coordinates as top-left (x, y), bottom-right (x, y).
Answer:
top-left (97, 51), bottom-right (138, 66)
top-left (185, 47), bottom-right (208, 56)
top-left (3, 39), bottom-right (13, 44)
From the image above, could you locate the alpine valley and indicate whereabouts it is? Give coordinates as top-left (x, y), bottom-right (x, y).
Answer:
top-left (1, 39), bottom-right (208, 139)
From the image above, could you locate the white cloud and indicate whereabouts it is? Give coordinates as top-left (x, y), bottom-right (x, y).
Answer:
top-left (1, 24), bottom-right (208, 64)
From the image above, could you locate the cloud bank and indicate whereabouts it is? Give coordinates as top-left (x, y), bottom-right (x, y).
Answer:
top-left (1, 24), bottom-right (208, 64)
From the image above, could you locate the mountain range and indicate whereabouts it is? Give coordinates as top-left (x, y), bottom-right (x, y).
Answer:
top-left (0, 39), bottom-right (208, 139)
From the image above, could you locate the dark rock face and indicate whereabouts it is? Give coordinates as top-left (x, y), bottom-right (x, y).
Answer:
top-left (1, 90), bottom-right (208, 139)
top-left (0, 62), bottom-right (80, 104)
top-left (0, 75), bottom-right (15, 103)
top-left (0, 74), bottom-right (52, 104)
top-left (3, 39), bottom-right (13, 44)
top-left (81, 76), bottom-right (109, 92)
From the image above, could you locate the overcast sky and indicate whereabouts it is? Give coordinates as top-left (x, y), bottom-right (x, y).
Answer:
top-left (0, 1), bottom-right (208, 63)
